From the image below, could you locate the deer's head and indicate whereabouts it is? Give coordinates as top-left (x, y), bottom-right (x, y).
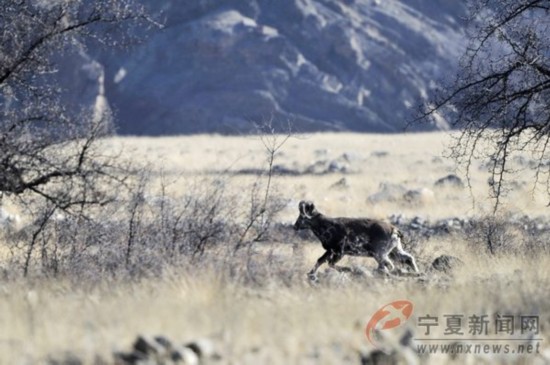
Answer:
top-left (293, 200), bottom-right (319, 230)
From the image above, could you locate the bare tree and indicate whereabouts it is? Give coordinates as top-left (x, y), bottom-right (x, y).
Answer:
top-left (0, 0), bottom-right (153, 275)
top-left (418, 0), bottom-right (550, 209)
top-left (235, 121), bottom-right (291, 249)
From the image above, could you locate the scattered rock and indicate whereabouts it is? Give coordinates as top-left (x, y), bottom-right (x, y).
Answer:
top-left (305, 159), bottom-right (352, 174)
top-left (390, 214), bottom-right (550, 241)
top-left (338, 152), bottom-right (363, 162)
top-left (271, 164), bottom-right (300, 175)
top-left (185, 338), bottom-right (218, 359)
top-left (368, 184), bottom-right (435, 205)
top-left (327, 160), bottom-right (349, 173)
top-left (235, 165), bottom-right (301, 176)
top-left (153, 335), bottom-right (172, 350)
top-left (388, 213), bottom-right (408, 226)
top-left (115, 335), bottom-right (219, 365)
top-left (133, 335), bottom-right (169, 357)
top-left (171, 346), bottom-right (200, 365)
top-left (403, 187), bottom-right (435, 205)
top-left (434, 174), bottom-right (464, 188)
top-left (237, 152), bottom-right (360, 176)
top-left (434, 217), bottom-right (468, 234)
top-left (314, 148), bottom-right (329, 157)
top-left (47, 352), bottom-right (83, 365)
top-left (393, 215), bottom-right (469, 238)
top-left (371, 151), bottom-right (389, 158)
top-left (367, 183), bottom-right (407, 204)
top-left (304, 160), bottom-right (329, 174)
top-left (359, 349), bottom-right (400, 365)
top-left (329, 177), bottom-right (350, 190)
top-left (431, 255), bottom-right (463, 273)
top-left (113, 351), bottom-right (146, 365)
top-left (409, 216), bottom-right (428, 230)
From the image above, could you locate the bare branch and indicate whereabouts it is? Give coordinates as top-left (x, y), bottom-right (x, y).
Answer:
top-left (415, 0), bottom-right (550, 209)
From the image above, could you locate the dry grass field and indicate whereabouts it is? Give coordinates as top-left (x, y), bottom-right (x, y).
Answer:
top-left (1, 132), bottom-right (549, 364)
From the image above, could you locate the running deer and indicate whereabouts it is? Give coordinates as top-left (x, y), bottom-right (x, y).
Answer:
top-left (293, 201), bottom-right (418, 278)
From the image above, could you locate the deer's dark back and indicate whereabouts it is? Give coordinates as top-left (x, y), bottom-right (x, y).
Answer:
top-left (294, 200), bottom-right (419, 276)
top-left (293, 201), bottom-right (393, 253)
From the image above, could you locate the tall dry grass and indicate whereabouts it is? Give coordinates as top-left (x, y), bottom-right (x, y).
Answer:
top-left (0, 132), bottom-right (549, 364)
top-left (0, 236), bottom-right (548, 364)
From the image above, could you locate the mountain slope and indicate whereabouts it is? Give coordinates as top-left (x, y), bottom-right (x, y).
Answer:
top-left (97, 0), bottom-right (468, 135)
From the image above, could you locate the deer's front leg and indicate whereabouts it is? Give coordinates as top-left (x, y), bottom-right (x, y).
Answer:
top-left (308, 250), bottom-right (331, 279)
top-left (328, 251), bottom-right (352, 273)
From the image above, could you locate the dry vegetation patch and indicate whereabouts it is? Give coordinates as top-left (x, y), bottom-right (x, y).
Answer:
top-left (1, 132), bottom-right (549, 364)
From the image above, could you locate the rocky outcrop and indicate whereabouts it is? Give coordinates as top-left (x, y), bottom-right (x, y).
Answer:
top-left (89, 0), bottom-right (468, 135)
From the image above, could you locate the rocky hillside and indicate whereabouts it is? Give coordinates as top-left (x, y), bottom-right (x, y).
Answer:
top-left (91, 0), bottom-right (469, 135)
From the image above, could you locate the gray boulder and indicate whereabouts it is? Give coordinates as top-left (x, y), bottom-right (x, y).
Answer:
top-left (434, 174), bottom-right (464, 188)
top-left (403, 187), bottom-right (435, 205)
top-left (431, 255), bottom-right (463, 273)
top-left (367, 183), bottom-right (407, 204)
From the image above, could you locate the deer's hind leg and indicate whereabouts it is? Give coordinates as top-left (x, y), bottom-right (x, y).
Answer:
top-left (374, 253), bottom-right (395, 273)
top-left (371, 237), bottom-right (396, 274)
top-left (391, 233), bottom-right (419, 273)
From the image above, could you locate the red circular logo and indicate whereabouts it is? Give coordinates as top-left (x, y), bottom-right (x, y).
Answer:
top-left (365, 300), bottom-right (414, 348)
